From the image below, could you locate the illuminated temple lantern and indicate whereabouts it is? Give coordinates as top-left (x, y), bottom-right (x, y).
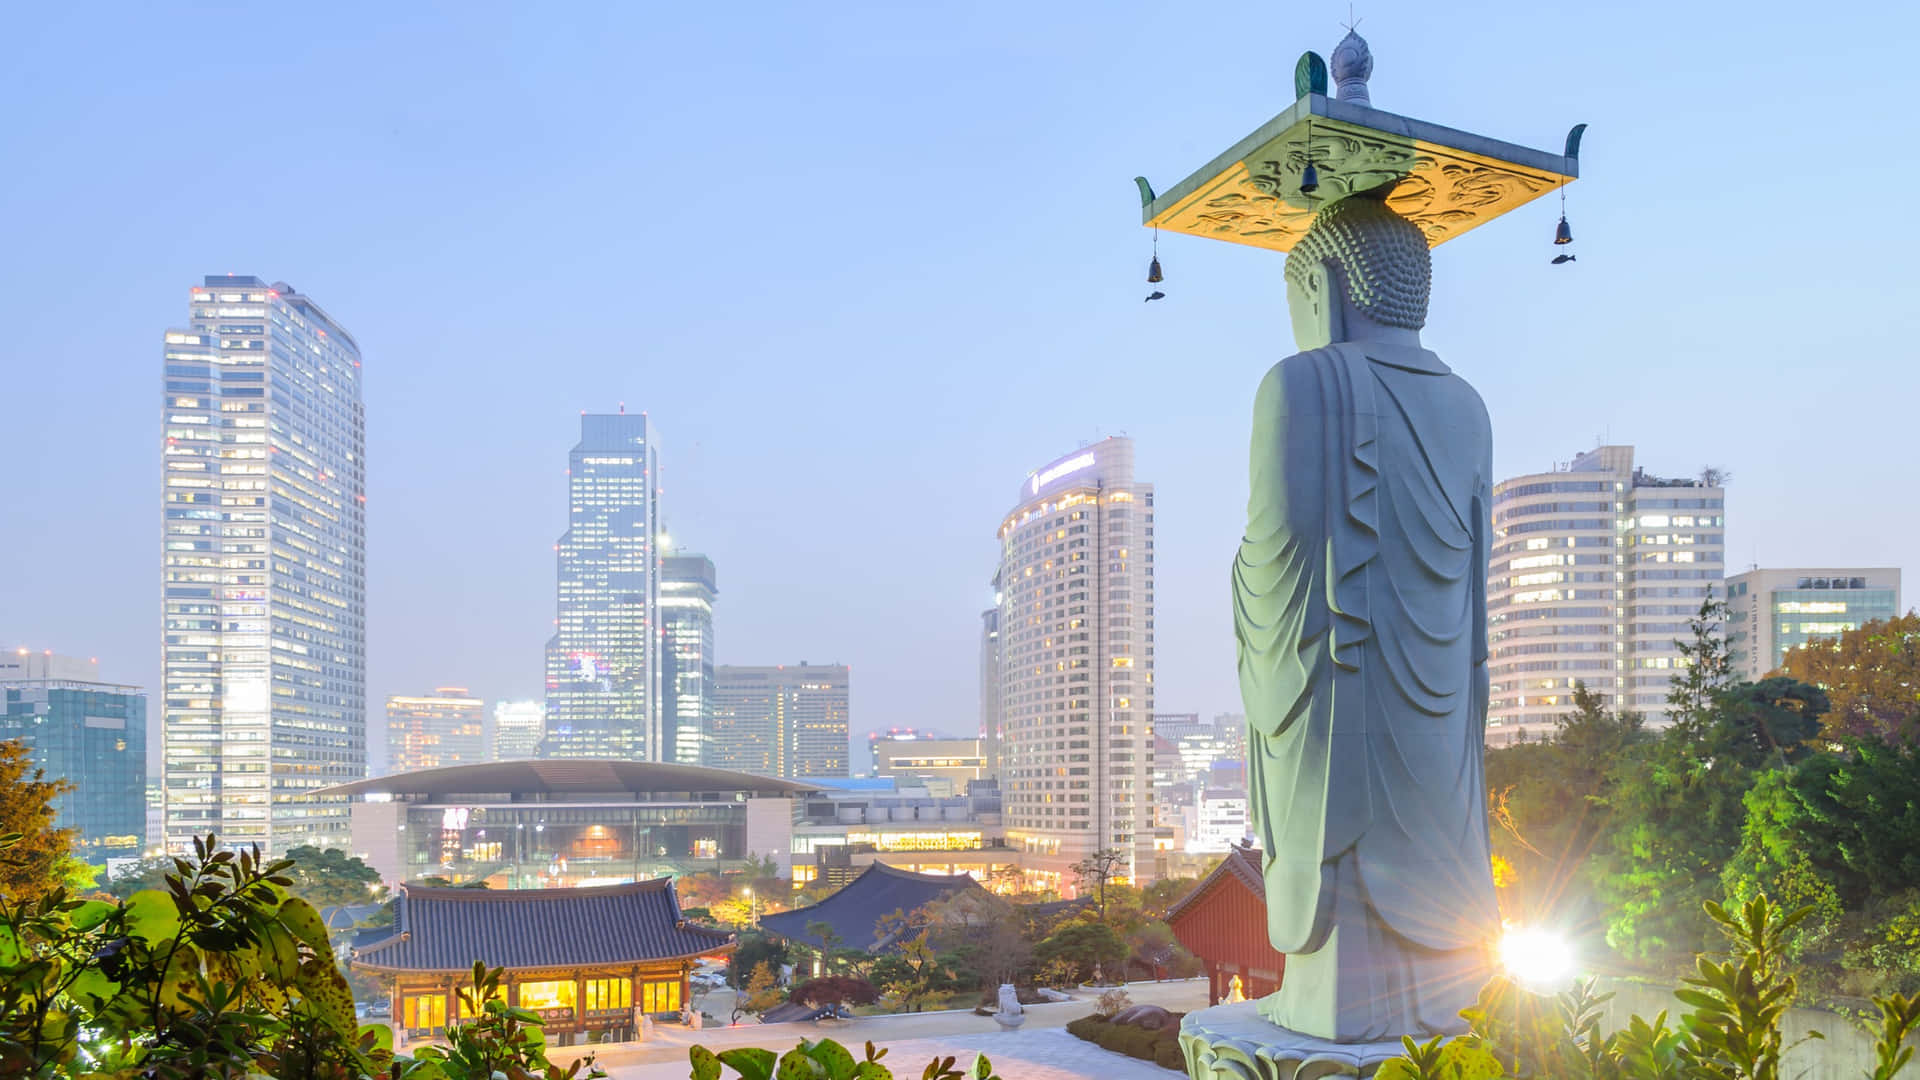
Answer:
top-left (350, 880), bottom-right (734, 1045)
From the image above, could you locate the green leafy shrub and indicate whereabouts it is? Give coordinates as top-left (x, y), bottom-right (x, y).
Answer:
top-left (1380, 893), bottom-right (1920, 1080)
top-left (1062, 1013), bottom-right (1187, 1073)
top-left (688, 1037), bottom-right (1002, 1080)
top-left (0, 832), bottom-right (598, 1080)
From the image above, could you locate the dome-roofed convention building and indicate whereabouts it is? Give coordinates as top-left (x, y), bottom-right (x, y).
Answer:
top-left (319, 760), bottom-right (819, 888)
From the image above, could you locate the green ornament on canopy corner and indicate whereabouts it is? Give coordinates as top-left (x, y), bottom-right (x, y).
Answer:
top-left (1294, 52), bottom-right (1328, 100)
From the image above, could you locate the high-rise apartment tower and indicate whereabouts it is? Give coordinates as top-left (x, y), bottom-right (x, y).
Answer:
top-left (1487, 445), bottom-right (1725, 744)
top-left (161, 276), bottom-right (365, 855)
top-left (542, 413), bottom-right (662, 760)
top-left (992, 437), bottom-right (1156, 892)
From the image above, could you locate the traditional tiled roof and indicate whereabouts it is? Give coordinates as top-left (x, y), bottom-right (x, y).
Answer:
top-left (759, 864), bottom-right (983, 951)
top-left (1165, 844), bottom-right (1264, 924)
top-left (350, 879), bottom-right (734, 974)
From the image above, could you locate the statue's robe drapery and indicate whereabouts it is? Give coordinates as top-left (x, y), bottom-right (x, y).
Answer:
top-left (1232, 341), bottom-right (1500, 1042)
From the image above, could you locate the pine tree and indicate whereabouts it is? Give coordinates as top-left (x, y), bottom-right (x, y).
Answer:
top-left (1668, 586), bottom-right (1733, 726)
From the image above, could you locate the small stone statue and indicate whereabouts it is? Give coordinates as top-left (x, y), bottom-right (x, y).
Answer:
top-left (993, 983), bottom-right (1026, 1030)
top-left (1233, 193), bottom-right (1499, 1042)
top-left (1224, 975), bottom-right (1246, 1004)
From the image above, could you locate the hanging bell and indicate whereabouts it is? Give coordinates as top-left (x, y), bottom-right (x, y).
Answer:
top-left (1300, 163), bottom-right (1320, 195)
top-left (1554, 215), bottom-right (1573, 245)
top-left (1146, 256), bottom-right (1163, 284)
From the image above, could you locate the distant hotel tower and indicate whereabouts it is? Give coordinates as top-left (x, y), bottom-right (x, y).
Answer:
top-left (386, 687), bottom-right (486, 773)
top-left (161, 276), bottom-right (365, 856)
top-left (992, 437), bottom-right (1155, 893)
top-left (543, 413), bottom-right (663, 760)
top-left (710, 664), bottom-right (850, 779)
top-left (1487, 445), bottom-right (1725, 744)
top-left (660, 553), bottom-right (718, 766)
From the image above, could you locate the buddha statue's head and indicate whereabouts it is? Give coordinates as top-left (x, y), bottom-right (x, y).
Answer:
top-left (1284, 194), bottom-right (1431, 351)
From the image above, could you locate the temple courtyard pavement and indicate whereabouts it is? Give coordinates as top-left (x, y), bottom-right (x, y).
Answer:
top-left (555, 978), bottom-right (1210, 1080)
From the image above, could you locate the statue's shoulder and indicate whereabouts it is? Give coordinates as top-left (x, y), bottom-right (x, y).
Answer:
top-left (1256, 345), bottom-right (1354, 399)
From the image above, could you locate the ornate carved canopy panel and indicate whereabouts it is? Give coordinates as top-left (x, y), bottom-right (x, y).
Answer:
top-left (1143, 96), bottom-right (1577, 253)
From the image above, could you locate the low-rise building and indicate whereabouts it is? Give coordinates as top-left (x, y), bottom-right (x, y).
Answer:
top-left (790, 779), bottom-right (1013, 889)
top-left (1726, 568), bottom-right (1903, 680)
top-left (867, 732), bottom-right (986, 795)
top-left (320, 759), bottom-right (817, 887)
top-left (350, 880), bottom-right (733, 1044)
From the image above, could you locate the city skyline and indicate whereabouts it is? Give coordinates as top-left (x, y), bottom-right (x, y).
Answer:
top-left (4, 4), bottom-right (1919, 758)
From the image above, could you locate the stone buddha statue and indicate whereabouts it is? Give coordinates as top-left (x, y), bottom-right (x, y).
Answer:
top-left (1232, 192), bottom-right (1500, 1043)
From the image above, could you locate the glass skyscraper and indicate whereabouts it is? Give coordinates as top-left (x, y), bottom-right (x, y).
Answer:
top-left (543, 413), bottom-right (662, 760)
top-left (161, 276), bottom-right (366, 855)
top-left (1, 652), bottom-right (147, 864)
top-left (660, 553), bottom-right (717, 766)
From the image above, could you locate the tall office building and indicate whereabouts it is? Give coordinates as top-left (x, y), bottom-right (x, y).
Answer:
top-left (992, 437), bottom-right (1156, 892)
top-left (1, 652), bottom-right (146, 864)
top-left (385, 687), bottom-right (486, 773)
top-left (710, 664), bottom-right (850, 779)
top-left (491, 700), bottom-right (545, 761)
top-left (1727, 568), bottom-right (1903, 680)
top-left (161, 276), bottom-right (366, 855)
top-left (542, 413), bottom-right (662, 760)
top-left (978, 607), bottom-right (1002, 779)
top-left (1487, 445), bottom-right (1725, 744)
top-left (660, 553), bottom-right (718, 766)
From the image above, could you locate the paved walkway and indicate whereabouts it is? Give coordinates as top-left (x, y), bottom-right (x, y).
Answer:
top-left (594, 1026), bottom-right (1183, 1080)
top-left (557, 979), bottom-right (1206, 1078)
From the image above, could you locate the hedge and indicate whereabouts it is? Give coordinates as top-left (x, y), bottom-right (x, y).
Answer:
top-left (1065, 1015), bottom-right (1187, 1073)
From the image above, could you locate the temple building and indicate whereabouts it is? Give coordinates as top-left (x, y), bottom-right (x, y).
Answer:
top-left (1166, 845), bottom-right (1286, 1005)
top-left (760, 863), bottom-right (985, 953)
top-left (350, 880), bottom-right (733, 1044)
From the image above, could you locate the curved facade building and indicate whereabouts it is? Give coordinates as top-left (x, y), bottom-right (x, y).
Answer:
top-left (993, 437), bottom-right (1155, 891)
top-left (1487, 446), bottom-right (1724, 744)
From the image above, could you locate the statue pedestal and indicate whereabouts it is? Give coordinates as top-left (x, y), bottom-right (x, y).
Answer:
top-left (1179, 1002), bottom-right (1405, 1080)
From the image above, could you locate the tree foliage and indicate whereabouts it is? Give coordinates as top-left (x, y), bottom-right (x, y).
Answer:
top-left (1032, 921), bottom-right (1126, 985)
top-left (0, 833), bottom-right (600, 1080)
top-left (0, 740), bottom-right (88, 904)
top-left (280, 846), bottom-right (387, 909)
top-left (1069, 848), bottom-right (1124, 921)
top-left (1775, 613), bottom-right (1920, 743)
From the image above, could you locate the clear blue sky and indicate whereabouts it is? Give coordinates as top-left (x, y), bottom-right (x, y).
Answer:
top-left (4, 1), bottom-right (1916, 768)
